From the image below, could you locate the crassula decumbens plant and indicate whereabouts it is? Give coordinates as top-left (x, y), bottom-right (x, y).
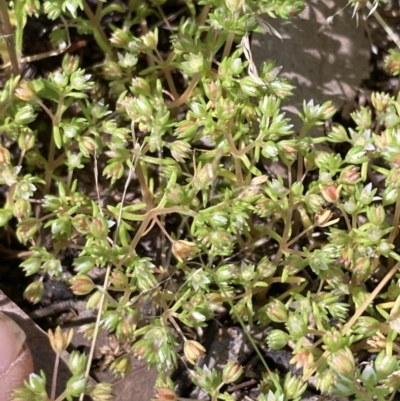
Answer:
top-left (1, 0), bottom-right (400, 400)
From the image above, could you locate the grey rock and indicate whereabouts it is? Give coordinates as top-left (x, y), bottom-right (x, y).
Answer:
top-left (252, 0), bottom-right (370, 132)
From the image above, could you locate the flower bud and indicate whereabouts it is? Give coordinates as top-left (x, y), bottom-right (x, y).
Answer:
top-left (62, 54), bottom-right (80, 74)
top-left (239, 76), bottom-right (260, 97)
top-left (371, 91), bottom-right (390, 112)
top-left (172, 240), bottom-right (199, 263)
top-left (367, 332), bottom-right (387, 351)
top-left (305, 194), bottom-right (324, 213)
top-left (16, 218), bottom-right (41, 244)
top-left (65, 374), bottom-right (87, 398)
top-left (339, 247), bottom-right (353, 268)
top-left (340, 165), bottom-right (360, 184)
top-left (79, 136), bottom-right (98, 157)
top-left (377, 240), bottom-right (392, 256)
top-left (352, 316), bottom-right (381, 337)
top-left (283, 372), bottom-right (307, 400)
top-left (90, 217), bottom-right (109, 239)
top-left (319, 184), bottom-right (340, 203)
top-left (68, 350), bottom-right (88, 375)
top-left (69, 274), bottom-right (95, 295)
top-left (222, 361), bottom-right (243, 384)
top-left (48, 326), bottom-right (73, 354)
top-left (265, 299), bottom-right (287, 323)
top-left (215, 98), bottom-right (237, 120)
top-left (23, 281), bottom-right (44, 304)
top-left (366, 204), bottom-right (386, 226)
top-left (15, 81), bottom-right (36, 101)
top-left (203, 79), bottom-right (222, 102)
top-left (352, 257), bottom-right (371, 284)
top-left (314, 210), bottom-right (333, 226)
top-left (13, 198), bottom-right (32, 220)
top-left (87, 290), bottom-right (107, 311)
top-left (289, 348), bottom-right (314, 370)
top-left (385, 49), bottom-right (400, 75)
top-left (23, 371), bottom-right (47, 395)
top-left (266, 329), bottom-right (289, 350)
top-left (322, 330), bottom-right (347, 353)
top-left (383, 186), bottom-right (398, 206)
top-left (225, 0), bottom-right (242, 12)
top-left (184, 340), bottom-right (206, 364)
top-left (257, 256), bottom-right (277, 278)
top-left (0, 146), bottom-right (10, 165)
top-left (278, 140), bottom-right (297, 165)
top-left (153, 386), bottom-right (177, 401)
top-left (328, 347), bottom-right (355, 377)
top-left (72, 214), bottom-right (91, 235)
top-left (132, 95), bottom-right (153, 117)
top-left (374, 351), bottom-right (398, 380)
top-left (89, 382), bottom-right (113, 401)
top-left (110, 354), bottom-right (131, 377)
top-left (328, 124), bottom-right (348, 142)
top-left (320, 101), bottom-right (336, 120)
top-left (110, 29), bottom-right (131, 47)
top-left (351, 107), bottom-right (372, 129)
top-left (141, 28), bottom-right (158, 50)
top-left (170, 141), bottom-right (191, 163)
top-left (20, 257), bottom-right (41, 276)
top-left (316, 369), bottom-right (335, 394)
top-left (286, 313), bottom-right (308, 339)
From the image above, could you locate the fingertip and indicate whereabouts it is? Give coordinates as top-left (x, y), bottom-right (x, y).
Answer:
top-left (0, 313), bottom-right (34, 401)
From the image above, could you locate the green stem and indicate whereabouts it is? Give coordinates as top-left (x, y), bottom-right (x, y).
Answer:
top-left (136, 161), bottom-right (154, 210)
top-left (82, 0), bottom-right (114, 57)
top-left (234, 157), bottom-right (244, 188)
top-left (0, 0), bottom-right (19, 76)
top-left (336, 203), bottom-right (352, 232)
top-left (66, 169), bottom-right (73, 194)
top-left (167, 73), bottom-right (200, 109)
top-left (44, 125), bottom-right (57, 194)
top-left (273, 169), bottom-right (293, 265)
top-left (297, 150), bottom-right (304, 182)
top-left (79, 264), bottom-right (112, 401)
top-left (44, 95), bottom-right (63, 194)
top-left (222, 32), bottom-right (234, 60)
top-left (154, 48), bottom-right (178, 100)
top-left (95, 0), bottom-right (103, 20)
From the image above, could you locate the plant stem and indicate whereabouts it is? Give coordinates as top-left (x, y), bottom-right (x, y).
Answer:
top-left (155, 51), bottom-right (178, 100)
top-left (286, 225), bottom-right (314, 248)
top-left (82, 0), bottom-right (114, 57)
top-left (155, 217), bottom-right (174, 242)
top-left (44, 125), bottom-right (57, 194)
top-left (273, 169), bottom-right (293, 265)
top-left (51, 353), bottom-right (60, 401)
top-left (222, 32), bottom-right (234, 60)
top-left (136, 161), bottom-right (154, 210)
top-left (367, 1), bottom-right (400, 50)
top-left (167, 73), bottom-right (200, 109)
top-left (79, 264), bottom-right (112, 401)
top-left (0, 0), bottom-right (19, 76)
top-left (95, 0), bottom-right (103, 21)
